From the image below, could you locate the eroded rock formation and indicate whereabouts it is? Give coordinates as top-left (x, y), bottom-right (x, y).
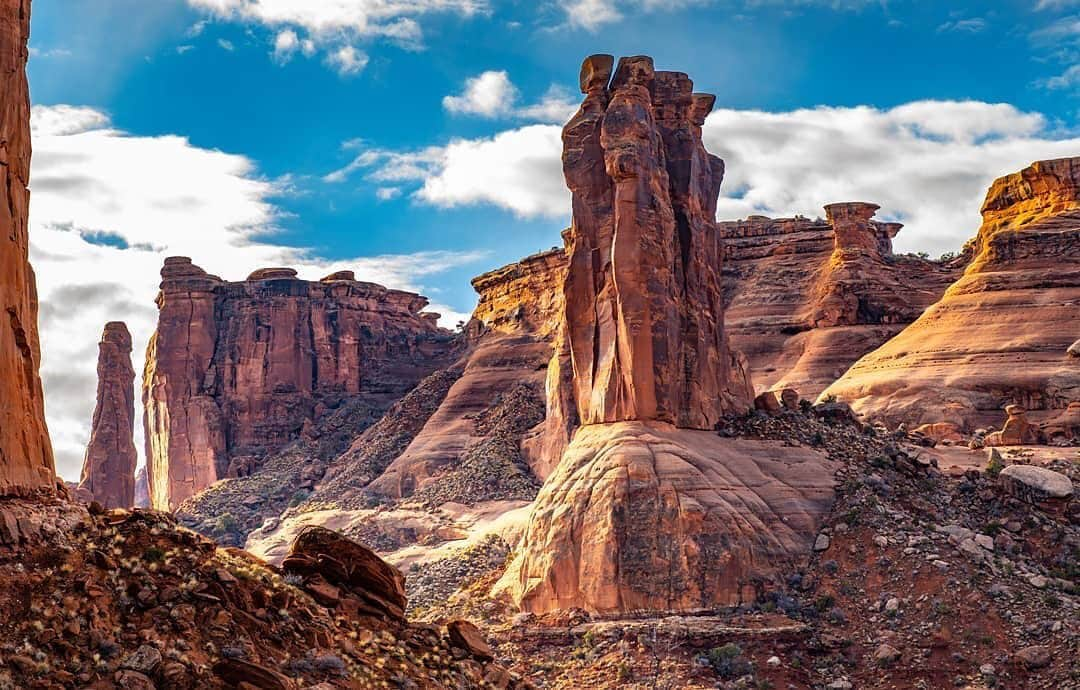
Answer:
top-left (501, 56), bottom-right (844, 616)
top-left (77, 322), bottom-right (137, 507)
top-left (560, 56), bottom-right (752, 428)
top-left (823, 158), bottom-right (1080, 431)
top-left (0, 0), bottom-right (54, 494)
top-left (143, 258), bottom-right (454, 510)
top-left (721, 205), bottom-right (963, 398)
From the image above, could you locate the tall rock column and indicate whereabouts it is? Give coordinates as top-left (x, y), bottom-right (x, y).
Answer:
top-left (0, 0), bottom-right (54, 494)
top-left (560, 55), bottom-right (751, 430)
top-left (77, 323), bottom-right (137, 508)
top-left (499, 57), bottom-right (833, 619)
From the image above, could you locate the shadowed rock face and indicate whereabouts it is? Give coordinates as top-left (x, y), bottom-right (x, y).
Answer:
top-left (560, 55), bottom-right (752, 429)
top-left (823, 157), bottom-right (1080, 431)
top-left (0, 0), bottom-right (54, 494)
top-left (721, 205), bottom-right (963, 398)
top-left (142, 257), bottom-right (454, 510)
top-left (77, 322), bottom-right (137, 507)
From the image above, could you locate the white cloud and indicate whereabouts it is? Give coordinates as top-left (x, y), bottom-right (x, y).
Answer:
top-left (376, 186), bottom-right (403, 200)
top-left (273, 29), bottom-right (299, 61)
top-left (187, 0), bottom-right (487, 68)
top-left (443, 71), bottom-right (578, 123)
top-left (558, 0), bottom-right (880, 30)
top-left (337, 99), bottom-right (1079, 257)
top-left (217, 38), bottom-right (236, 51)
top-left (561, 0), bottom-right (622, 30)
top-left (1043, 63), bottom-right (1080, 89)
top-left (443, 70), bottom-right (518, 117)
top-left (1035, 0), bottom-right (1079, 9)
top-left (937, 17), bottom-right (987, 33)
top-left (29, 105), bottom-right (484, 482)
top-left (29, 46), bottom-right (73, 59)
top-left (325, 45), bottom-right (368, 75)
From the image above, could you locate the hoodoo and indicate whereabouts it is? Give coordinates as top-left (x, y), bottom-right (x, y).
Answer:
top-left (822, 157), bottom-right (1080, 433)
top-left (142, 257), bottom-right (454, 510)
top-left (77, 322), bottom-right (137, 508)
top-left (505, 56), bottom-right (837, 616)
top-left (0, 0), bottom-right (54, 493)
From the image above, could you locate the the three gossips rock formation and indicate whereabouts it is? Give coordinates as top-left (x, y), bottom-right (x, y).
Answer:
top-left (0, 0), bottom-right (54, 494)
top-left (505, 56), bottom-right (837, 616)
top-left (77, 322), bottom-right (137, 508)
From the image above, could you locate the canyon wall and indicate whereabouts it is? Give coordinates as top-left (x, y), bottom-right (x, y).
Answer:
top-left (77, 322), bottom-right (137, 507)
top-left (505, 55), bottom-right (841, 616)
top-left (143, 258), bottom-right (453, 510)
top-left (823, 157), bottom-right (1080, 432)
top-left (721, 204), bottom-right (962, 397)
top-left (0, 0), bottom-right (54, 494)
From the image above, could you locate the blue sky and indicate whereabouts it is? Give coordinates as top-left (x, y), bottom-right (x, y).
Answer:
top-left (23, 0), bottom-right (1080, 476)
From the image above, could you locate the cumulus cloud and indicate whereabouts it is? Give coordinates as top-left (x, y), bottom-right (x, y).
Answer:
top-left (442, 71), bottom-right (578, 122)
top-left (29, 105), bottom-right (485, 481)
top-left (186, 0), bottom-right (486, 71)
top-left (335, 99), bottom-right (1080, 256)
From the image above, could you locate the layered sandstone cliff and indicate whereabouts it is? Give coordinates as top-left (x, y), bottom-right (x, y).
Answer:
top-left (0, 0), bottom-right (54, 494)
top-left (721, 205), bottom-right (962, 398)
top-left (143, 258), bottom-right (454, 510)
top-left (503, 56), bottom-right (842, 616)
top-left (77, 322), bottom-right (137, 507)
top-left (823, 158), bottom-right (1080, 432)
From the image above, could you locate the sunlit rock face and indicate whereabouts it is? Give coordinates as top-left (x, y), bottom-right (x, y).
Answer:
top-left (142, 258), bottom-right (454, 510)
top-left (721, 205), bottom-right (963, 399)
top-left (823, 157), bottom-right (1080, 432)
top-left (0, 0), bottom-right (55, 494)
top-left (77, 322), bottom-right (137, 508)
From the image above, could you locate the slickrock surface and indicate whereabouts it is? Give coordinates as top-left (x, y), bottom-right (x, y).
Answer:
top-left (0, 494), bottom-right (527, 688)
top-left (823, 158), bottom-right (1080, 432)
top-left (560, 54), bottom-right (752, 429)
top-left (77, 322), bottom-right (137, 508)
top-left (721, 206), bottom-right (962, 398)
top-left (0, 0), bottom-right (54, 494)
top-left (509, 421), bottom-right (839, 614)
top-left (142, 257), bottom-right (456, 510)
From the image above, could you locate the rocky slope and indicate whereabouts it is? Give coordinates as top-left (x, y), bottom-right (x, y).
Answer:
top-left (0, 0), bottom-right (54, 494)
top-left (721, 205), bottom-right (963, 398)
top-left (76, 322), bottom-right (137, 508)
top-left (823, 158), bottom-right (1080, 434)
top-left (142, 258), bottom-right (457, 510)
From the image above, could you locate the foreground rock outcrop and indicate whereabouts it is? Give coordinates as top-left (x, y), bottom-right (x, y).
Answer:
top-left (76, 322), bottom-right (137, 508)
top-left (823, 158), bottom-right (1080, 432)
top-left (721, 205), bottom-right (962, 398)
top-left (0, 0), bottom-right (54, 494)
top-left (142, 259), bottom-right (456, 510)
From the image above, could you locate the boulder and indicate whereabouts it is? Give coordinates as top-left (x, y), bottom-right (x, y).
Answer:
top-left (1069, 339), bottom-right (1080, 358)
top-left (998, 465), bottom-right (1073, 504)
top-left (281, 526), bottom-right (407, 620)
top-left (447, 620), bottom-right (494, 662)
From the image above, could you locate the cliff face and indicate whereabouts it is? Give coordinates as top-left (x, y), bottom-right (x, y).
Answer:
top-left (0, 0), bottom-right (54, 494)
top-left (721, 205), bottom-right (962, 398)
top-left (503, 56), bottom-right (841, 617)
top-left (823, 158), bottom-right (1080, 431)
top-left (143, 258), bottom-right (454, 510)
top-left (77, 322), bottom-right (137, 508)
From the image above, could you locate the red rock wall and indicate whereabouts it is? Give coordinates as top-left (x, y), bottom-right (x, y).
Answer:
top-left (823, 158), bottom-right (1080, 431)
top-left (560, 55), bottom-right (751, 430)
top-left (0, 0), bottom-right (54, 494)
top-left (77, 322), bottom-right (137, 507)
top-left (143, 258), bottom-right (452, 510)
top-left (721, 205), bottom-right (962, 397)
